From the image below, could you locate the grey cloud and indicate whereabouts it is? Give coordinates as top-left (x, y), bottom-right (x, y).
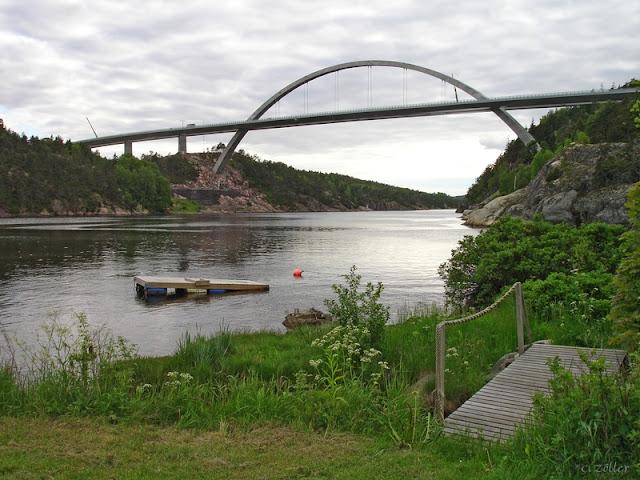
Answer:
top-left (1, 0), bottom-right (637, 193)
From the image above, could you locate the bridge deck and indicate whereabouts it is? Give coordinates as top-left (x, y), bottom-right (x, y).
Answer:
top-left (443, 343), bottom-right (627, 442)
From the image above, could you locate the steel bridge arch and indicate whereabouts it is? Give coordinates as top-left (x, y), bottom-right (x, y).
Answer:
top-left (212, 60), bottom-right (539, 175)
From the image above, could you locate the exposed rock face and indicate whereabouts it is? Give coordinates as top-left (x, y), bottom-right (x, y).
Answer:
top-left (39, 197), bottom-right (145, 217)
top-left (462, 190), bottom-right (524, 227)
top-left (171, 155), bottom-right (280, 213)
top-left (463, 140), bottom-right (640, 227)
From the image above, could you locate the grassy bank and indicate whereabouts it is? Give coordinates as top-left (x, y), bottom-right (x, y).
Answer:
top-left (0, 417), bottom-right (489, 479)
top-left (1, 266), bottom-right (638, 478)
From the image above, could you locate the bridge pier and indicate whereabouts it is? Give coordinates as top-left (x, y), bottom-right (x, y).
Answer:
top-left (124, 140), bottom-right (133, 155)
top-left (178, 135), bottom-right (187, 154)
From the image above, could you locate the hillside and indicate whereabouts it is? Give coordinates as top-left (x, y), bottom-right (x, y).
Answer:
top-left (460, 81), bottom-right (640, 219)
top-left (0, 120), bottom-right (172, 216)
top-left (146, 149), bottom-right (459, 213)
top-left (463, 139), bottom-right (640, 226)
top-left (0, 121), bottom-right (458, 216)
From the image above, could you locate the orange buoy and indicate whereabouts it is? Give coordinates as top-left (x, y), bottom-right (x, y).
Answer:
top-left (293, 269), bottom-right (303, 278)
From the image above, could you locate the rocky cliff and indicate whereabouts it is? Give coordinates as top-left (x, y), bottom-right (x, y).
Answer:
top-left (462, 139), bottom-right (640, 227)
top-left (170, 154), bottom-right (281, 213)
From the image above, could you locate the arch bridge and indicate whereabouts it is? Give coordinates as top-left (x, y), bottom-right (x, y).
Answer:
top-left (77, 60), bottom-right (638, 175)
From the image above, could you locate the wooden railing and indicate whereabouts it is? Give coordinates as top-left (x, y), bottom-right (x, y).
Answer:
top-left (434, 282), bottom-right (531, 423)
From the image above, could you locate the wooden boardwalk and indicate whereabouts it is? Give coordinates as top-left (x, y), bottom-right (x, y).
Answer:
top-left (443, 343), bottom-right (627, 442)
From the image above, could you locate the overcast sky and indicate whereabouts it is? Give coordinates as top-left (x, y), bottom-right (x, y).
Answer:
top-left (1, 0), bottom-right (637, 195)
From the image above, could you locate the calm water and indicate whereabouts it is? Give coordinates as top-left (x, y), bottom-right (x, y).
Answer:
top-left (0, 211), bottom-right (477, 358)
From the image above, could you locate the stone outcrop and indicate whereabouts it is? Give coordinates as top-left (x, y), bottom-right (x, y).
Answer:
top-left (463, 140), bottom-right (640, 227)
top-left (282, 308), bottom-right (333, 331)
top-left (171, 155), bottom-right (280, 213)
top-left (461, 190), bottom-right (524, 227)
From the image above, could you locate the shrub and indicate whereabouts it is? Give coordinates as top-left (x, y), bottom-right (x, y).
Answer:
top-left (170, 197), bottom-right (202, 213)
top-left (524, 272), bottom-right (615, 347)
top-left (439, 216), bottom-right (625, 308)
top-left (609, 182), bottom-right (640, 352)
top-left (324, 265), bottom-right (390, 348)
top-left (114, 154), bottom-right (172, 212)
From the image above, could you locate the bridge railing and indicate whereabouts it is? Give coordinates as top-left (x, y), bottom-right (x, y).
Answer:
top-left (434, 282), bottom-right (532, 423)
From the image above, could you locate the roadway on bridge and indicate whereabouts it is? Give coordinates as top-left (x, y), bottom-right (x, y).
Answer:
top-left (78, 88), bottom-right (637, 150)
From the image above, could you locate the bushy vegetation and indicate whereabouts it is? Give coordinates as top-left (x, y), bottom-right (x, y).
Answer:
top-left (114, 154), bottom-right (172, 212)
top-left (462, 80), bottom-right (640, 208)
top-left (609, 182), bottom-right (640, 351)
top-left (455, 183), bottom-right (640, 478)
top-left (438, 215), bottom-right (625, 309)
top-left (142, 152), bottom-right (199, 184)
top-left (0, 121), bottom-right (173, 214)
top-left (324, 265), bottom-right (390, 347)
top-left (169, 197), bottom-right (203, 213)
top-left (229, 149), bottom-right (459, 210)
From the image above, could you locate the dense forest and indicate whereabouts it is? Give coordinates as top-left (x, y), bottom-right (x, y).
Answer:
top-left (0, 120), bottom-right (171, 215)
top-left (227, 150), bottom-right (458, 210)
top-left (0, 121), bottom-right (457, 215)
top-left (461, 80), bottom-right (640, 209)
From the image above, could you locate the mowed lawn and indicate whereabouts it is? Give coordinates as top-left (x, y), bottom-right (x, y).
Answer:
top-left (0, 417), bottom-right (489, 479)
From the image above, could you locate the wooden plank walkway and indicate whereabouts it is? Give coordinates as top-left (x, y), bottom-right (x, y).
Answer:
top-left (443, 343), bottom-right (627, 442)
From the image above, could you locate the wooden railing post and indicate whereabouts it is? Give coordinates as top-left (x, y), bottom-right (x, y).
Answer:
top-left (435, 322), bottom-right (446, 424)
top-left (515, 282), bottom-right (525, 354)
top-left (434, 282), bottom-right (528, 425)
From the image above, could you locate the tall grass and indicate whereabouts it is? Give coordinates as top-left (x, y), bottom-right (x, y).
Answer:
top-left (0, 284), bottom-right (627, 452)
top-left (381, 295), bottom-right (521, 409)
top-left (1, 312), bottom-right (136, 417)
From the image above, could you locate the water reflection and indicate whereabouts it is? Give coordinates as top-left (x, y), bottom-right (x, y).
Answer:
top-left (0, 211), bottom-right (477, 358)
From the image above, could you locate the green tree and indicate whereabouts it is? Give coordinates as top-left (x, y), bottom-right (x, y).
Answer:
top-left (228, 150), bottom-right (458, 211)
top-left (531, 149), bottom-right (555, 177)
top-left (459, 81), bottom-right (639, 210)
top-left (115, 154), bottom-right (172, 212)
top-left (609, 182), bottom-right (640, 351)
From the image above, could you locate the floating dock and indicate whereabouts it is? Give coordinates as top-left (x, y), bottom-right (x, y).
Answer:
top-left (134, 276), bottom-right (269, 297)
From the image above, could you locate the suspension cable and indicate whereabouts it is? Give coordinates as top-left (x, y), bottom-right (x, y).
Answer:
top-left (403, 68), bottom-right (408, 105)
top-left (368, 66), bottom-right (372, 107)
top-left (334, 71), bottom-right (339, 111)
